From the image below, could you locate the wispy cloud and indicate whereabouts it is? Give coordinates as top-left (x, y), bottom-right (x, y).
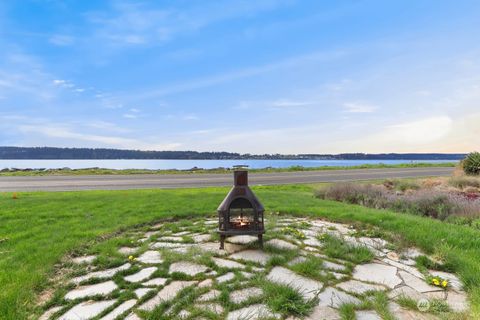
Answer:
top-left (343, 102), bottom-right (377, 113)
top-left (49, 34), bottom-right (75, 46)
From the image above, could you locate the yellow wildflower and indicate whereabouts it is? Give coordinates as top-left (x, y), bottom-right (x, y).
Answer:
top-left (128, 255), bottom-right (134, 260)
top-left (442, 280), bottom-right (448, 288)
top-left (432, 278), bottom-right (440, 286)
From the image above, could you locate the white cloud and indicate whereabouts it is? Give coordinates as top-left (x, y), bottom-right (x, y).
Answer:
top-left (343, 102), bottom-right (377, 113)
top-left (270, 99), bottom-right (312, 107)
top-left (49, 35), bottom-right (75, 46)
top-left (18, 124), bottom-right (180, 150)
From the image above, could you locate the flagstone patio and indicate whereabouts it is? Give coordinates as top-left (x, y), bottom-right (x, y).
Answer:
top-left (38, 215), bottom-right (469, 320)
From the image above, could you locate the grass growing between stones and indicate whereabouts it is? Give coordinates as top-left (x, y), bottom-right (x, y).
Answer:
top-left (320, 234), bottom-right (375, 264)
top-left (1, 184), bottom-right (480, 319)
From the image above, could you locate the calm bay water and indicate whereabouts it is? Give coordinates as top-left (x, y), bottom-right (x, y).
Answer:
top-left (0, 159), bottom-right (455, 170)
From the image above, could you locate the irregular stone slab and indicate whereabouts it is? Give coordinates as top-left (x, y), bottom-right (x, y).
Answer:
top-left (304, 306), bottom-right (340, 320)
top-left (381, 258), bottom-right (424, 279)
top-left (304, 238), bottom-right (323, 247)
top-left (137, 251), bottom-right (163, 264)
top-left (227, 235), bottom-right (258, 245)
top-left (161, 236), bottom-right (184, 242)
top-left (353, 263), bottom-right (402, 289)
top-left (142, 277), bottom-right (168, 287)
top-left (65, 280), bottom-right (117, 300)
top-left (230, 287), bottom-right (263, 304)
top-left (241, 271), bottom-right (254, 279)
top-left (446, 291), bottom-right (469, 312)
top-left (125, 313), bottom-right (142, 320)
top-left (138, 281), bottom-right (197, 311)
top-left (124, 267), bottom-right (157, 283)
top-left (403, 248), bottom-right (424, 259)
top-left (227, 304), bottom-right (280, 320)
top-left (429, 270), bottom-right (463, 292)
top-left (355, 310), bottom-right (382, 320)
top-left (169, 261), bottom-right (208, 276)
top-left (134, 288), bottom-right (154, 299)
top-left (72, 255), bottom-right (96, 264)
top-left (287, 256), bottom-right (307, 266)
top-left (59, 300), bottom-right (116, 320)
top-left (399, 271), bottom-right (442, 293)
top-left (39, 306), bottom-right (62, 320)
top-left (317, 287), bottom-right (360, 308)
top-left (217, 272), bottom-right (235, 283)
top-left (229, 250), bottom-right (272, 265)
top-left (266, 239), bottom-right (297, 250)
top-left (197, 289), bottom-right (221, 302)
top-left (118, 247), bottom-right (138, 255)
top-left (150, 242), bottom-right (190, 249)
top-left (388, 285), bottom-right (425, 301)
top-left (196, 302), bottom-right (224, 313)
top-left (71, 263), bottom-right (131, 284)
top-left (101, 299), bottom-right (137, 320)
top-left (212, 257), bottom-right (246, 269)
top-left (199, 278), bottom-right (213, 288)
top-left (172, 231), bottom-right (190, 236)
top-left (266, 266), bottom-right (323, 300)
top-left (388, 302), bottom-right (436, 320)
top-left (323, 261), bottom-right (347, 272)
top-left (200, 242), bottom-right (245, 255)
top-left (144, 231), bottom-right (160, 238)
top-left (192, 234), bottom-right (211, 243)
top-left (336, 280), bottom-right (386, 295)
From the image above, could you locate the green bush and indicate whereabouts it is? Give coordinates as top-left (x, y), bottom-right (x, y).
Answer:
top-left (463, 152), bottom-right (480, 176)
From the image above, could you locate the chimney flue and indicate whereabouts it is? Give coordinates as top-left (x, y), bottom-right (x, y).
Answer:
top-left (234, 170), bottom-right (248, 186)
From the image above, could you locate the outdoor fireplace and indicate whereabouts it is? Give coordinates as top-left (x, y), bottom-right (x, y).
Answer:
top-left (217, 169), bottom-right (265, 249)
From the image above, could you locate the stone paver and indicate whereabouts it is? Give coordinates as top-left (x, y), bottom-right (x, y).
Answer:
top-left (304, 306), bottom-right (340, 320)
top-left (71, 263), bottom-right (131, 284)
top-left (353, 263), bottom-right (402, 288)
top-left (196, 302), bottom-right (224, 314)
top-left (198, 278), bottom-right (213, 288)
top-left (59, 300), bottom-right (116, 320)
top-left (399, 271), bottom-right (442, 293)
top-left (212, 257), bottom-right (246, 269)
top-left (266, 266), bottom-right (323, 300)
top-left (266, 239), bottom-right (297, 250)
top-left (446, 291), bottom-right (469, 312)
top-left (429, 270), bottom-right (463, 292)
top-left (229, 250), bottom-right (272, 265)
top-left (317, 287), bottom-right (360, 308)
top-left (39, 306), bottom-right (62, 320)
top-left (230, 287), bottom-right (263, 304)
top-left (388, 285), bottom-right (426, 301)
top-left (197, 289), bottom-right (221, 302)
top-left (336, 280), bottom-right (386, 294)
top-left (101, 299), bottom-right (137, 320)
top-left (142, 277), bottom-right (168, 286)
top-left (137, 251), bottom-right (163, 264)
top-left (227, 304), bottom-right (280, 320)
top-left (216, 272), bottom-right (235, 283)
top-left (169, 261), bottom-right (208, 276)
top-left (124, 267), bottom-right (157, 283)
top-left (65, 281), bottom-right (117, 300)
top-left (192, 234), bottom-right (211, 242)
top-left (226, 235), bottom-right (259, 245)
top-left (138, 281), bottom-right (197, 311)
top-left (124, 313), bottom-right (141, 320)
top-left (134, 288), bottom-right (153, 299)
top-left (388, 302), bottom-right (436, 320)
top-left (304, 238), bottom-right (323, 247)
top-left (322, 260), bottom-right (347, 272)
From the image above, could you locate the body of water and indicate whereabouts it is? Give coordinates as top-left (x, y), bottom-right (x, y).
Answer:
top-left (0, 159), bottom-right (456, 170)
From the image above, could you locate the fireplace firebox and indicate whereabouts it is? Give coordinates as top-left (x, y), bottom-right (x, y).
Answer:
top-left (217, 169), bottom-right (265, 249)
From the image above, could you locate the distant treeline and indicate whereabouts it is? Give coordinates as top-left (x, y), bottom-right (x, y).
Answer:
top-left (0, 146), bottom-right (466, 160)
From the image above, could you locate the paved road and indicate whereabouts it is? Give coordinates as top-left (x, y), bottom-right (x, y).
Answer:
top-left (0, 167), bottom-right (453, 192)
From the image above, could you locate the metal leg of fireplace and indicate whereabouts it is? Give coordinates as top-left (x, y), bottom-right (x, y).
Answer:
top-left (258, 234), bottom-right (263, 249)
top-left (220, 235), bottom-right (226, 250)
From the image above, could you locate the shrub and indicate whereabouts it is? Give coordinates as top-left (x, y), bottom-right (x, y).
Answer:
top-left (449, 176), bottom-right (480, 189)
top-left (462, 151), bottom-right (480, 175)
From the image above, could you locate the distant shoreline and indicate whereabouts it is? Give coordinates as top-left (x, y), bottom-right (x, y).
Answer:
top-left (0, 162), bottom-right (457, 176)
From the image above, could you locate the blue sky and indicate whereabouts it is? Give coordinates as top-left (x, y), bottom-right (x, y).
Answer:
top-left (0, 0), bottom-right (479, 154)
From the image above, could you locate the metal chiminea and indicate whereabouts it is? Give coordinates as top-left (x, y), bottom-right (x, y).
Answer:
top-left (217, 169), bottom-right (265, 249)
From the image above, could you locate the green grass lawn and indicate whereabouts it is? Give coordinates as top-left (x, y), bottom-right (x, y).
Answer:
top-left (1, 184), bottom-right (479, 319)
top-left (0, 162), bottom-right (456, 176)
